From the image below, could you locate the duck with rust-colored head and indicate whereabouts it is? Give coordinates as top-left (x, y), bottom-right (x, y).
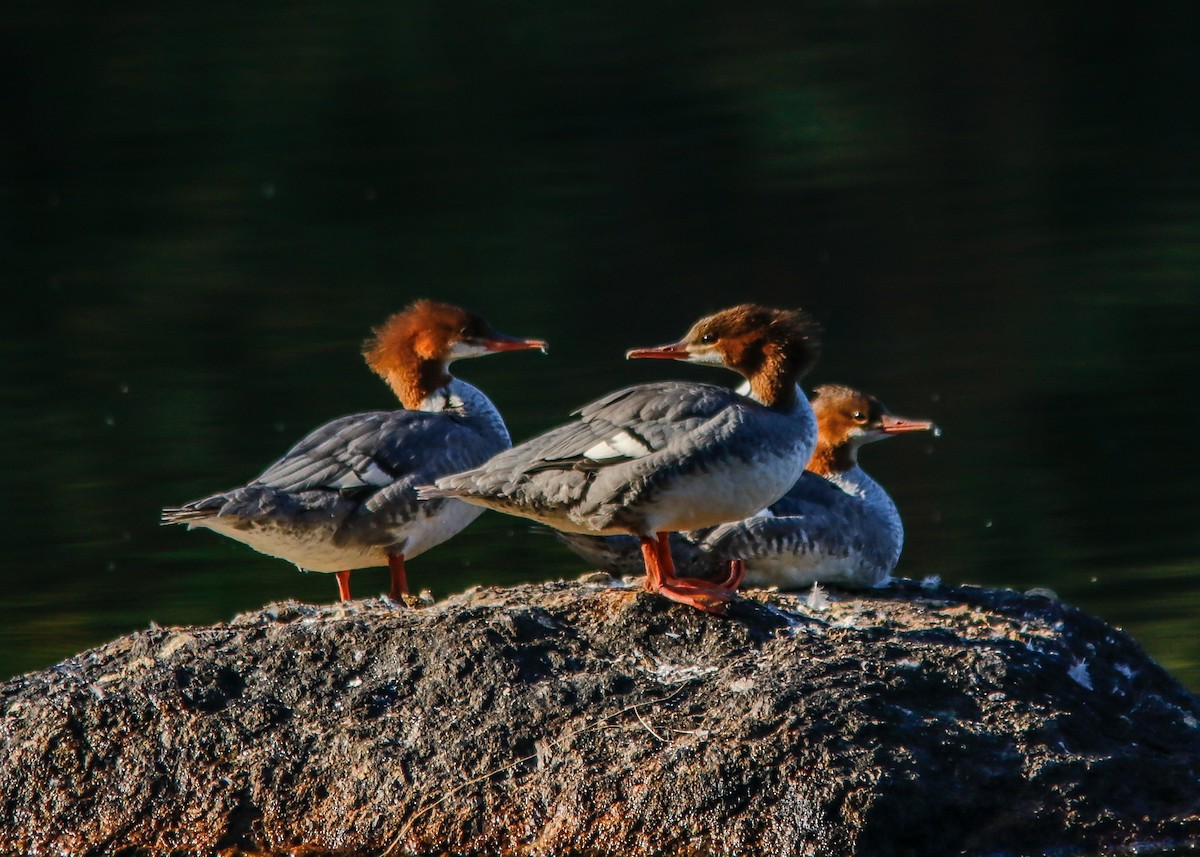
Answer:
top-left (421, 304), bottom-right (821, 615)
top-left (163, 300), bottom-right (547, 602)
top-left (559, 383), bottom-right (936, 590)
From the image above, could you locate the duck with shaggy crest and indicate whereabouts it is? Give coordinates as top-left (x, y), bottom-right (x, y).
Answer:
top-left (419, 304), bottom-right (821, 614)
top-left (162, 300), bottom-right (547, 601)
top-left (559, 383), bottom-right (936, 589)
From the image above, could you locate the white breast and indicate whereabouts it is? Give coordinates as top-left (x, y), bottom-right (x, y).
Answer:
top-left (637, 449), bottom-right (807, 536)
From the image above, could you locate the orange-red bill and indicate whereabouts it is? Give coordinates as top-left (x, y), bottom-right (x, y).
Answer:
top-left (879, 414), bottom-right (936, 434)
top-left (626, 341), bottom-right (690, 360)
top-left (485, 335), bottom-right (548, 353)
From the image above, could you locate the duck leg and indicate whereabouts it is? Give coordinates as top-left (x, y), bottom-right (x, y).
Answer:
top-left (709, 558), bottom-right (746, 591)
top-left (387, 553), bottom-right (409, 601)
top-left (335, 569), bottom-right (352, 601)
top-left (639, 533), bottom-right (734, 615)
top-left (672, 558), bottom-right (746, 592)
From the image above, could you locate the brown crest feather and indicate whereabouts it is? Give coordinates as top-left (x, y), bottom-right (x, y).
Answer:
top-left (362, 300), bottom-right (476, 408)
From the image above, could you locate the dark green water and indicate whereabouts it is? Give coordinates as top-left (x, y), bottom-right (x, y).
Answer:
top-left (3, 1), bottom-right (1199, 691)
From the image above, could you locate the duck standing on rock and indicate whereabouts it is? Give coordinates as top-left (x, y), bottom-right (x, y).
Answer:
top-left (162, 300), bottom-right (547, 602)
top-left (419, 304), bottom-right (822, 615)
top-left (559, 383), bottom-right (936, 590)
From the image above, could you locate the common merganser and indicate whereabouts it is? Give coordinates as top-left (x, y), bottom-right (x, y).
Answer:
top-left (559, 383), bottom-right (935, 589)
top-left (161, 300), bottom-right (547, 602)
top-left (419, 304), bottom-right (821, 614)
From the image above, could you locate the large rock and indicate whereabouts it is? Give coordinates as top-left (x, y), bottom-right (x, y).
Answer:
top-left (2, 577), bottom-right (1198, 856)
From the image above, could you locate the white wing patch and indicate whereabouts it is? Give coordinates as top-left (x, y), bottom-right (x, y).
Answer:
top-left (327, 460), bottom-right (393, 489)
top-left (582, 430), bottom-right (653, 462)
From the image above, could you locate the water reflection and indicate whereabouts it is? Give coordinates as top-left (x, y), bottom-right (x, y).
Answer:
top-left (2, 0), bottom-right (1198, 689)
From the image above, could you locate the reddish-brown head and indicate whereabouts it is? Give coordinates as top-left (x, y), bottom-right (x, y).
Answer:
top-left (627, 304), bottom-right (821, 410)
top-left (806, 383), bottom-right (935, 475)
top-left (363, 300), bottom-right (547, 408)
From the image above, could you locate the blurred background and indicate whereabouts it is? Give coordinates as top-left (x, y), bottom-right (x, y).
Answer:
top-left (3, 1), bottom-right (1198, 688)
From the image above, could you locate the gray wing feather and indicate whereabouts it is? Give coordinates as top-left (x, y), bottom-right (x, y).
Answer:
top-left (437, 381), bottom-right (749, 490)
top-left (432, 382), bottom-right (766, 533)
top-left (255, 412), bottom-right (467, 491)
top-left (513, 382), bottom-right (747, 472)
top-left (165, 410), bottom-right (505, 548)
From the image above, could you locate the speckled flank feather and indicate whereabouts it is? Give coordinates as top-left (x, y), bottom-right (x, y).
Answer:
top-left (709, 466), bottom-right (902, 587)
top-left (560, 465), bottom-right (901, 589)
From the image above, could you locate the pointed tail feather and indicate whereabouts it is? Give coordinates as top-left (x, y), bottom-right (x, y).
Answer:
top-left (415, 484), bottom-right (454, 501)
top-left (160, 505), bottom-right (217, 526)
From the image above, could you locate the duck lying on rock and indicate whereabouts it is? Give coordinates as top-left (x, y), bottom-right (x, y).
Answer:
top-left (559, 383), bottom-right (936, 591)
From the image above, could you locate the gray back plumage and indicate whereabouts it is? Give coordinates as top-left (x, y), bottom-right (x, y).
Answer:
top-left (163, 380), bottom-right (512, 553)
top-left (435, 381), bottom-right (815, 534)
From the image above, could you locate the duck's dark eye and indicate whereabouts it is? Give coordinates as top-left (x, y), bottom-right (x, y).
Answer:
top-left (699, 333), bottom-right (717, 344)
top-left (852, 411), bottom-right (866, 422)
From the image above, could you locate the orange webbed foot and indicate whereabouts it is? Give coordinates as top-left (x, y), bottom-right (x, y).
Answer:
top-left (716, 558), bottom-right (746, 590)
top-left (640, 532), bottom-right (737, 615)
top-left (652, 579), bottom-right (734, 615)
top-left (670, 558), bottom-right (746, 592)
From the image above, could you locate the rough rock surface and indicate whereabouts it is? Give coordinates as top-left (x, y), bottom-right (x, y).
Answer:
top-left (2, 576), bottom-right (1199, 856)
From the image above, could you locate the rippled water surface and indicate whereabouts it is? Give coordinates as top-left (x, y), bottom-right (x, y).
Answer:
top-left (3, 1), bottom-right (1199, 690)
